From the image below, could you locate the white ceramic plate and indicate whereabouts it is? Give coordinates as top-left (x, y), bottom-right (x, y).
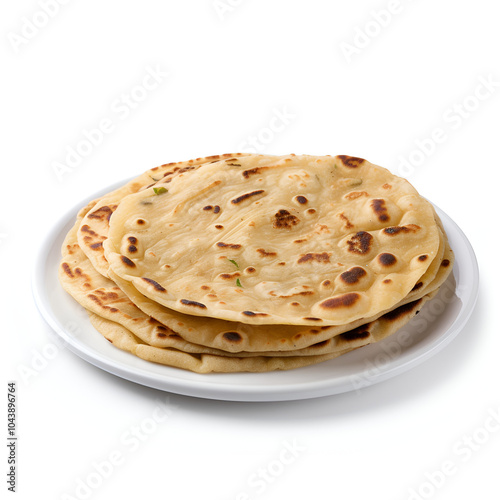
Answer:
top-left (32, 181), bottom-right (479, 401)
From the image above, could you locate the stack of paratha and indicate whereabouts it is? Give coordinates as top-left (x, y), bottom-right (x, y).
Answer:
top-left (59, 154), bottom-right (454, 373)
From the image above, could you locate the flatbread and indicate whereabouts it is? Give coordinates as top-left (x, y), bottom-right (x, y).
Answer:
top-left (87, 312), bottom-right (356, 373)
top-left (58, 153), bottom-right (454, 373)
top-left (78, 153), bottom-right (254, 277)
top-left (104, 154), bottom-right (441, 325)
top-left (60, 214), bottom-right (452, 354)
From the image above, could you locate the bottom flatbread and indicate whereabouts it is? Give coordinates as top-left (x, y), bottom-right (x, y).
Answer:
top-left (88, 313), bottom-right (354, 373)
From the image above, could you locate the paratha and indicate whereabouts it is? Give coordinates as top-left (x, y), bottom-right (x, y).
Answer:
top-left (104, 154), bottom-right (441, 326)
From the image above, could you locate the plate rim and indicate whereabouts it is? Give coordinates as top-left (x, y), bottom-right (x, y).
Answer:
top-left (31, 179), bottom-right (480, 402)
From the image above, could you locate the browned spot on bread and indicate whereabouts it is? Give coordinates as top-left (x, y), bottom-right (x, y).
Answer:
top-left (109, 307), bottom-right (118, 313)
top-left (66, 244), bottom-right (77, 255)
top-left (177, 166), bottom-right (196, 174)
top-left (278, 262), bottom-right (286, 266)
top-left (216, 242), bottom-right (242, 250)
top-left (418, 255), bottom-right (428, 261)
top-left (344, 191), bottom-right (369, 200)
top-left (242, 168), bottom-right (260, 178)
top-left (338, 212), bottom-right (353, 229)
top-left (203, 205), bottom-right (213, 211)
top-left (371, 199), bottom-right (390, 222)
top-left (231, 190), bottom-right (265, 204)
top-left (273, 209), bottom-right (299, 229)
top-left (215, 225), bottom-right (223, 229)
top-left (320, 293), bottom-right (360, 309)
top-left (383, 279), bottom-right (392, 284)
top-left (294, 239), bottom-right (307, 243)
top-left (142, 277), bottom-right (166, 292)
top-left (80, 225), bottom-right (97, 236)
top-left (61, 262), bottom-right (74, 278)
top-left (279, 291), bottom-right (314, 298)
top-left (295, 196), bottom-right (308, 204)
top-left (89, 242), bottom-right (103, 250)
top-left (338, 155), bottom-right (366, 168)
top-left (441, 259), bottom-right (450, 267)
top-left (128, 236), bottom-right (138, 244)
top-left (223, 332), bottom-right (242, 342)
top-left (291, 302), bottom-right (300, 306)
top-left (411, 281), bottom-right (423, 292)
top-left (382, 183), bottom-right (392, 189)
top-left (157, 332), bottom-right (167, 338)
top-left (307, 209), bottom-right (316, 215)
top-left (219, 272), bottom-right (240, 279)
top-left (87, 205), bottom-right (114, 221)
top-left (213, 205), bottom-right (220, 214)
top-left (201, 285), bottom-right (210, 290)
top-left (378, 253), bottom-right (397, 266)
top-left (136, 219), bottom-right (145, 225)
top-left (257, 248), bottom-right (277, 257)
top-left (303, 317), bottom-right (322, 321)
top-left (383, 224), bottom-right (421, 235)
top-left (88, 294), bottom-right (101, 304)
top-left (382, 299), bottom-right (422, 321)
top-left (340, 266), bottom-right (367, 284)
top-left (128, 245), bottom-right (137, 253)
top-left (340, 327), bottom-right (370, 341)
top-left (120, 255), bottom-right (136, 268)
top-left (347, 231), bottom-right (373, 254)
top-left (322, 280), bottom-right (331, 286)
top-left (242, 311), bottom-right (268, 317)
top-left (297, 252), bottom-right (331, 264)
top-left (311, 339), bottom-right (330, 348)
top-left (180, 299), bottom-right (207, 309)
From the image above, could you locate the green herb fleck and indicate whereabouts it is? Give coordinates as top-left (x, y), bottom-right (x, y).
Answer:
top-left (153, 187), bottom-right (167, 195)
top-left (228, 258), bottom-right (239, 269)
top-left (236, 278), bottom-right (243, 288)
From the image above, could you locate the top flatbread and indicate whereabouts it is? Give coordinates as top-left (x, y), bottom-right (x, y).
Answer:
top-left (77, 153), bottom-right (254, 277)
top-left (104, 154), bottom-right (440, 326)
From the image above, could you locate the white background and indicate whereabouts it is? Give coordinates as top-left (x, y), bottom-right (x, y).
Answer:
top-left (1, 1), bottom-right (497, 499)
